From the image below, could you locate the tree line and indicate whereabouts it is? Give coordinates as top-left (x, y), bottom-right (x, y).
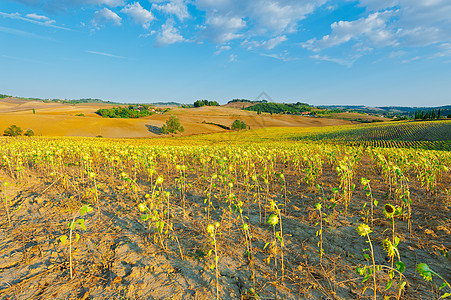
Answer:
top-left (414, 109), bottom-right (442, 120)
top-left (96, 105), bottom-right (155, 119)
top-left (194, 100), bottom-right (220, 107)
top-left (245, 102), bottom-right (311, 115)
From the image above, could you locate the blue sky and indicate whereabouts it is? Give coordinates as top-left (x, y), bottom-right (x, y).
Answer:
top-left (1, 0), bottom-right (450, 106)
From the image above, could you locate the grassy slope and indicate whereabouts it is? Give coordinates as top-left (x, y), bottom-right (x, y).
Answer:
top-left (0, 99), bottom-right (352, 138)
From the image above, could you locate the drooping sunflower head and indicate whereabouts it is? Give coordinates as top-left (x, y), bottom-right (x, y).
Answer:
top-left (416, 263), bottom-right (433, 281)
top-left (384, 204), bottom-right (395, 219)
top-left (382, 238), bottom-right (395, 257)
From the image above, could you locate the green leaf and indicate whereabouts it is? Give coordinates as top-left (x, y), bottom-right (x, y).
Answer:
top-left (440, 282), bottom-right (447, 290)
top-left (79, 205), bottom-right (93, 216)
top-left (141, 214), bottom-right (150, 221)
top-left (264, 242), bottom-right (269, 250)
top-left (396, 261), bottom-right (406, 273)
top-left (76, 218), bottom-right (87, 231)
top-left (75, 233), bottom-right (80, 242)
top-left (59, 235), bottom-right (68, 245)
top-left (362, 274), bottom-right (370, 283)
top-left (441, 293), bottom-right (451, 298)
top-left (385, 280), bottom-right (393, 291)
top-left (416, 263), bottom-right (433, 281)
top-left (374, 200), bottom-right (378, 207)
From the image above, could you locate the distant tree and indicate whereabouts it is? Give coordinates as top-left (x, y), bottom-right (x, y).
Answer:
top-left (24, 129), bottom-right (34, 136)
top-left (231, 119), bottom-right (247, 130)
top-left (161, 115), bottom-right (184, 134)
top-left (33, 108), bottom-right (35, 114)
top-left (228, 99), bottom-right (251, 103)
top-left (3, 125), bottom-right (23, 136)
top-left (194, 100), bottom-right (219, 107)
top-left (96, 106), bottom-right (154, 118)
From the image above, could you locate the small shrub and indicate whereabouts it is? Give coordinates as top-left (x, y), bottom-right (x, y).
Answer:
top-left (24, 129), bottom-right (34, 136)
top-left (231, 120), bottom-right (247, 130)
top-left (3, 125), bottom-right (23, 137)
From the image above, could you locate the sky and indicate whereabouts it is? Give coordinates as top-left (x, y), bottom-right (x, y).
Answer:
top-left (0, 0), bottom-right (450, 106)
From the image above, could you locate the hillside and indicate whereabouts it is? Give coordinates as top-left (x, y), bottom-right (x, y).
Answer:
top-left (0, 98), bottom-right (352, 138)
top-left (321, 105), bottom-right (451, 118)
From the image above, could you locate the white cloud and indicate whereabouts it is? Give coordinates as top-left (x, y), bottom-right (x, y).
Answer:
top-left (91, 8), bottom-right (122, 29)
top-left (214, 45), bottom-right (231, 55)
top-left (357, 0), bottom-right (399, 11)
top-left (204, 14), bottom-right (246, 43)
top-left (152, 0), bottom-right (189, 21)
top-left (90, 0), bottom-right (124, 6)
top-left (302, 1), bottom-right (451, 63)
top-left (26, 13), bottom-right (49, 21)
top-left (247, 0), bottom-right (326, 34)
top-left (260, 50), bottom-right (296, 62)
top-left (393, 1), bottom-right (451, 47)
top-left (244, 35), bottom-right (287, 50)
top-left (121, 2), bottom-right (154, 29)
top-left (0, 11), bottom-right (68, 30)
top-left (229, 54), bottom-right (237, 62)
top-left (195, 0), bottom-right (327, 43)
top-left (430, 42), bottom-right (451, 58)
top-left (401, 56), bottom-right (420, 63)
top-left (86, 50), bottom-right (127, 58)
top-left (310, 54), bottom-right (355, 67)
top-left (155, 20), bottom-right (185, 46)
top-left (388, 50), bottom-right (407, 58)
top-left (303, 10), bottom-right (398, 51)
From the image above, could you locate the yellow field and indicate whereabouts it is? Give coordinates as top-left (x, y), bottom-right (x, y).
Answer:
top-left (0, 98), bottom-right (352, 138)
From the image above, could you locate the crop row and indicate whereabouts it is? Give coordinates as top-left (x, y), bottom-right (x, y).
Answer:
top-left (0, 137), bottom-right (450, 299)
